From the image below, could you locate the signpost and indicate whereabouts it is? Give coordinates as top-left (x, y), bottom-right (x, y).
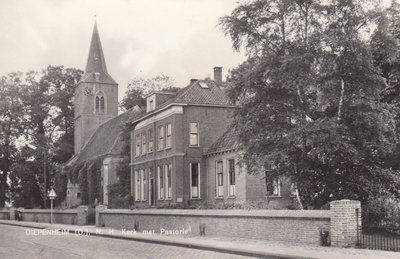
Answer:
top-left (48, 189), bottom-right (57, 224)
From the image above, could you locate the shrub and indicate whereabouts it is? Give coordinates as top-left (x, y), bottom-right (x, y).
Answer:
top-left (319, 230), bottom-right (330, 246)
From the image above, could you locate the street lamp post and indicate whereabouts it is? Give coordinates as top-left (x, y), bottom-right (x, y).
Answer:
top-left (48, 189), bottom-right (57, 224)
top-left (43, 152), bottom-right (47, 209)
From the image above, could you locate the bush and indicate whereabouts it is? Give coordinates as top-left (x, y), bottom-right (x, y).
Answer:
top-left (364, 196), bottom-right (400, 228)
top-left (319, 230), bottom-right (330, 246)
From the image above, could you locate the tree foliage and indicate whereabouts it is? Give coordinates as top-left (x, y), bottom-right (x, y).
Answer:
top-left (0, 73), bottom-right (25, 206)
top-left (221, 0), bottom-right (400, 208)
top-left (120, 75), bottom-right (178, 111)
top-left (0, 66), bottom-right (82, 208)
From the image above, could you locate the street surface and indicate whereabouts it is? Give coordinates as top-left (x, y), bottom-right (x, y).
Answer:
top-left (0, 224), bottom-right (251, 259)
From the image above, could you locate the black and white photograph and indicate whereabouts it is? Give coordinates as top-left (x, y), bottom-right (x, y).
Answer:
top-left (1, 0), bottom-right (400, 258)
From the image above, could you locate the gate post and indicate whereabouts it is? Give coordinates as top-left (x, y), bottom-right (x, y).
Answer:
top-left (95, 205), bottom-right (107, 227)
top-left (9, 208), bottom-right (16, 220)
top-left (77, 205), bottom-right (88, 226)
top-left (330, 199), bottom-right (361, 247)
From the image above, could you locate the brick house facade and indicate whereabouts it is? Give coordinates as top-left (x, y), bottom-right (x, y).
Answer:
top-left (129, 80), bottom-right (236, 207)
top-left (129, 80), bottom-right (299, 208)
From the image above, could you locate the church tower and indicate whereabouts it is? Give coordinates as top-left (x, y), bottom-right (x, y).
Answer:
top-left (74, 22), bottom-right (118, 154)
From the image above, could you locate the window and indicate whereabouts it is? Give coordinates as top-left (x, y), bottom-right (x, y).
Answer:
top-left (134, 169), bottom-right (147, 201)
top-left (158, 126), bottom-right (164, 150)
top-left (290, 183), bottom-right (297, 197)
top-left (166, 124), bottom-right (172, 148)
top-left (135, 170), bottom-right (140, 201)
top-left (135, 135), bottom-right (141, 157)
top-left (141, 132), bottom-right (146, 155)
top-left (140, 169), bottom-right (146, 201)
top-left (95, 92), bottom-right (105, 114)
top-left (149, 100), bottom-right (154, 111)
top-left (265, 173), bottom-right (280, 196)
top-left (77, 192), bottom-right (81, 198)
top-left (228, 159), bottom-right (236, 196)
top-left (216, 161), bottom-right (223, 197)
top-left (148, 129), bottom-right (154, 153)
top-left (189, 123), bottom-right (199, 146)
top-left (190, 163), bottom-right (200, 198)
top-left (158, 166), bottom-right (164, 200)
top-left (166, 164), bottom-right (172, 199)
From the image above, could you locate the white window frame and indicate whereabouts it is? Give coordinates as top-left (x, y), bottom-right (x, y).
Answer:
top-left (216, 161), bottom-right (224, 197)
top-left (157, 126), bottom-right (164, 150)
top-left (135, 170), bottom-right (140, 201)
top-left (141, 132), bottom-right (146, 156)
top-left (266, 177), bottom-right (281, 197)
top-left (140, 169), bottom-right (146, 201)
top-left (189, 122), bottom-right (199, 147)
top-left (190, 163), bottom-right (200, 199)
top-left (135, 135), bottom-right (141, 157)
top-left (166, 123), bottom-right (172, 148)
top-left (149, 99), bottom-right (154, 111)
top-left (148, 167), bottom-right (153, 205)
top-left (227, 159), bottom-right (236, 197)
top-left (158, 166), bottom-right (164, 200)
top-left (148, 128), bottom-right (154, 153)
top-left (165, 164), bottom-right (172, 200)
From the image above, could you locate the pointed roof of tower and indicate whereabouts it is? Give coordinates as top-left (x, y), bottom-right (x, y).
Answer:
top-left (80, 22), bottom-right (117, 85)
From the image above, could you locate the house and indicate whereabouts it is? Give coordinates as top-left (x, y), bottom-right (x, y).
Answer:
top-left (205, 127), bottom-right (299, 208)
top-left (129, 75), bottom-right (236, 207)
top-left (129, 73), bottom-right (298, 208)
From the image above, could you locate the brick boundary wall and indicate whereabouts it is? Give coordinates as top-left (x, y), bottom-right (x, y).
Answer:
top-left (99, 208), bottom-right (331, 245)
top-left (0, 209), bottom-right (10, 220)
top-left (11, 207), bottom-right (89, 225)
top-left (0, 199), bottom-right (361, 247)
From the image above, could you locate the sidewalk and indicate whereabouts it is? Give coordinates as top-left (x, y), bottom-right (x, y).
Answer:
top-left (0, 220), bottom-right (399, 259)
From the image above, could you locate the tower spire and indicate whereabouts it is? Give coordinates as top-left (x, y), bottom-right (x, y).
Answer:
top-left (80, 21), bottom-right (117, 84)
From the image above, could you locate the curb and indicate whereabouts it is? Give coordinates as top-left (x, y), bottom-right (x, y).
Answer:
top-left (0, 220), bottom-right (311, 259)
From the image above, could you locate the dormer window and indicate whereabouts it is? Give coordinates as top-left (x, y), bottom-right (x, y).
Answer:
top-left (95, 92), bottom-right (105, 114)
top-left (149, 100), bottom-right (154, 111)
top-left (147, 94), bottom-right (156, 112)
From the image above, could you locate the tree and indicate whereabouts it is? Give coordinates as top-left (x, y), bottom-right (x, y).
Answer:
top-left (20, 66), bottom-right (82, 206)
top-left (220, 0), bottom-right (400, 208)
top-left (0, 72), bottom-right (25, 207)
top-left (8, 148), bottom-right (43, 208)
top-left (120, 75), bottom-right (177, 111)
top-left (0, 66), bottom-right (82, 208)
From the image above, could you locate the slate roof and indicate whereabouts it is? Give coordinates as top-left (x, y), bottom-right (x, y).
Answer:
top-left (75, 107), bottom-right (142, 164)
top-left (132, 80), bottom-right (232, 123)
top-left (80, 22), bottom-right (117, 85)
top-left (206, 126), bottom-right (239, 155)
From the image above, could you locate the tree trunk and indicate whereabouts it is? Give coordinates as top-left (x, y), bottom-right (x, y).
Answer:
top-left (295, 188), bottom-right (304, 210)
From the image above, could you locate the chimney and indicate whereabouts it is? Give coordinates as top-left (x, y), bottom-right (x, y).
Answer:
top-left (214, 67), bottom-right (222, 83)
top-left (190, 79), bottom-right (198, 85)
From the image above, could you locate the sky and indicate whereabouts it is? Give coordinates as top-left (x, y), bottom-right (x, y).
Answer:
top-left (0, 0), bottom-right (246, 101)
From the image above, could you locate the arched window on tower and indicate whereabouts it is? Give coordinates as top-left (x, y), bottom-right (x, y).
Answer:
top-left (95, 92), bottom-right (105, 114)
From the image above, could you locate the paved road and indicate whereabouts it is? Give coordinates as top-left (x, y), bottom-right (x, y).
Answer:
top-left (0, 224), bottom-right (251, 259)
